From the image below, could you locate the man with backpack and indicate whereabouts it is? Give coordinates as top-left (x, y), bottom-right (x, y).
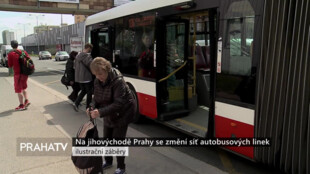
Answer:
top-left (8, 40), bottom-right (31, 111)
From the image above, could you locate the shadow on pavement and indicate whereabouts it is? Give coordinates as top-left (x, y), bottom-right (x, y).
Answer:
top-left (31, 70), bottom-right (64, 77)
top-left (0, 109), bottom-right (14, 117)
top-left (0, 72), bottom-right (9, 77)
top-left (42, 101), bottom-right (97, 137)
top-left (47, 119), bottom-right (55, 125)
top-left (0, 69), bottom-right (63, 77)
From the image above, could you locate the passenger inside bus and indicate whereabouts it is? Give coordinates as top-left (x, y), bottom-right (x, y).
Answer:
top-left (138, 32), bottom-right (155, 78)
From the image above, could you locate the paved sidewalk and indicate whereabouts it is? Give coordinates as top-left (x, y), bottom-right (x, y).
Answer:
top-left (0, 70), bottom-right (76, 173)
top-left (0, 67), bottom-right (227, 174)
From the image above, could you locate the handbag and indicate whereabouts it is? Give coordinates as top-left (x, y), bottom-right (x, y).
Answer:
top-left (72, 112), bottom-right (103, 174)
top-left (61, 72), bottom-right (70, 88)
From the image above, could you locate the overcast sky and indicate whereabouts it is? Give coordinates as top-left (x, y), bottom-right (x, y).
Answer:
top-left (0, 11), bottom-right (75, 44)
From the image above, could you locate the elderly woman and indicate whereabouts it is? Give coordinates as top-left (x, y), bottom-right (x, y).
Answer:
top-left (87, 57), bottom-right (136, 174)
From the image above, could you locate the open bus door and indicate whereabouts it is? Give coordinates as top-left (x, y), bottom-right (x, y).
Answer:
top-left (156, 9), bottom-right (218, 138)
top-left (157, 19), bottom-right (190, 121)
top-left (90, 27), bottom-right (114, 62)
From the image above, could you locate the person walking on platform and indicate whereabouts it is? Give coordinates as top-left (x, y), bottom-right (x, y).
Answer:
top-left (65, 51), bottom-right (80, 102)
top-left (87, 57), bottom-right (137, 174)
top-left (73, 43), bottom-right (93, 111)
top-left (7, 40), bottom-right (31, 111)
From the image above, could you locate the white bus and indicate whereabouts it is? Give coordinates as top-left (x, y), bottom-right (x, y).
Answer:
top-left (85, 0), bottom-right (310, 173)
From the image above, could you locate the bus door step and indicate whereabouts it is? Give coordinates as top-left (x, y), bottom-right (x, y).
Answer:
top-left (164, 119), bottom-right (207, 137)
top-left (158, 110), bottom-right (190, 121)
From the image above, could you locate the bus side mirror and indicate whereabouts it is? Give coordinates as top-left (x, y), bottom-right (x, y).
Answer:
top-left (3, 54), bottom-right (5, 57)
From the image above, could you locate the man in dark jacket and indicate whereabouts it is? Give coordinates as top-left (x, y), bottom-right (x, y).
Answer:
top-left (65, 51), bottom-right (80, 102)
top-left (88, 57), bottom-right (136, 174)
top-left (73, 43), bottom-right (93, 111)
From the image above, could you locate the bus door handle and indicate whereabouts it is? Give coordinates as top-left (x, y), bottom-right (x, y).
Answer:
top-left (113, 50), bottom-right (120, 63)
top-left (159, 61), bottom-right (187, 83)
top-left (113, 51), bottom-right (115, 63)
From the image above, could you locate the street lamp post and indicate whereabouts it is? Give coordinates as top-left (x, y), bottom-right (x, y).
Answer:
top-left (15, 31), bottom-right (17, 42)
top-left (23, 25), bottom-right (26, 51)
top-left (18, 23), bottom-right (30, 51)
top-left (36, 33), bottom-right (39, 55)
top-left (29, 14), bottom-right (44, 55)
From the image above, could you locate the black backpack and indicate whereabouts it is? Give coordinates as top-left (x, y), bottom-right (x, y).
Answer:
top-left (15, 50), bottom-right (35, 75)
top-left (72, 116), bottom-right (103, 174)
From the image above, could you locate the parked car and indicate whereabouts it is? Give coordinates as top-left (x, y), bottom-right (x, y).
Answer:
top-left (1, 45), bottom-right (24, 67)
top-left (55, 51), bottom-right (69, 61)
top-left (39, 51), bottom-right (52, 60)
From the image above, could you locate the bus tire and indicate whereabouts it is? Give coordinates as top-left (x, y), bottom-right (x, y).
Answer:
top-left (127, 83), bottom-right (143, 123)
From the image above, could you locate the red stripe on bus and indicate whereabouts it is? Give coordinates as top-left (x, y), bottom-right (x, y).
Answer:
top-left (215, 115), bottom-right (254, 159)
top-left (137, 92), bottom-right (157, 119)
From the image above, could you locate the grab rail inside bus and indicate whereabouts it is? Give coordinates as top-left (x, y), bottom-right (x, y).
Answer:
top-left (158, 60), bottom-right (187, 83)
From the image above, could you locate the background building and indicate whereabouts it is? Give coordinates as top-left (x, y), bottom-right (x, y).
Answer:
top-left (20, 0), bottom-right (135, 54)
top-left (2, 30), bottom-right (15, 45)
top-left (34, 25), bottom-right (60, 34)
top-left (22, 22), bottom-right (84, 54)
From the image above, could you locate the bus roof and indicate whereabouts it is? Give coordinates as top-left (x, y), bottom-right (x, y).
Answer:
top-left (85, 0), bottom-right (192, 26)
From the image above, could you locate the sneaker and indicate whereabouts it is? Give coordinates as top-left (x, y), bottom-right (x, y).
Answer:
top-left (73, 104), bottom-right (79, 112)
top-left (24, 99), bottom-right (30, 108)
top-left (15, 104), bottom-right (26, 111)
top-left (102, 162), bottom-right (112, 170)
top-left (114, 168), bottom-right (126, 174)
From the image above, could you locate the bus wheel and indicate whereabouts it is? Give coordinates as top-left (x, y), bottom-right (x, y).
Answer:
top-left (128, 83), bottom-right (143, 124)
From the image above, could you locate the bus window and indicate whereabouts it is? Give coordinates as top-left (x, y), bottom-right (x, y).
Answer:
top-left (227, 17), bottom-right (254, 75)
top-left (228, 18), bottom-right (242, 58)
top-left (115, 13), bottom-right (156, 79)
top-left (217, 1), bottom-right (256, 105)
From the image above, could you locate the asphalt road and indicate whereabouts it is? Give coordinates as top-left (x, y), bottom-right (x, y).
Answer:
top-left (28, 56), bottom-right (283, 174)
